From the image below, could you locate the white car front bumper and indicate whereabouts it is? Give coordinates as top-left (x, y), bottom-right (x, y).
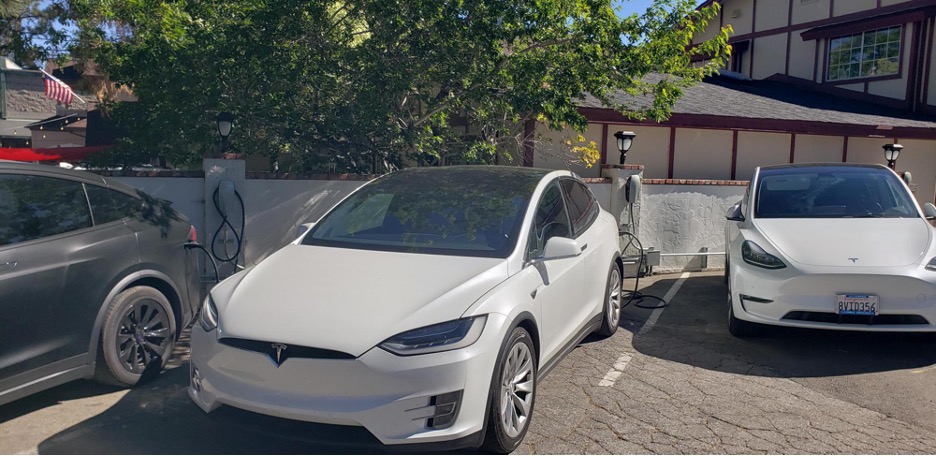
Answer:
top-left (731, 264), bottom-right (936, 332)
top-left (188, 313), bottom-right (508, 447)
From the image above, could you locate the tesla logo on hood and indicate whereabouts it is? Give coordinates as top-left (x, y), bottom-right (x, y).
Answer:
top-left (270, 343), bottom-right (288, 367)
top-left (849, 258), bottom-right (858, 263)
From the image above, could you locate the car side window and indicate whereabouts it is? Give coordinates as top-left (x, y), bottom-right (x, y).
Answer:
top-left (560, 179), bottom-right (599, 237)
top-left (527, 182), bottom-right (572, 259)
top-left (0, 174), bottom-right (93, 246)
top-left (86, 185), bottom-right (142, 225)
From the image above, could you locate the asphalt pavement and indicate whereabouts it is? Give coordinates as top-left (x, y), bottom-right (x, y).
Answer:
top-left (1, 272), bottom-right (935, 454)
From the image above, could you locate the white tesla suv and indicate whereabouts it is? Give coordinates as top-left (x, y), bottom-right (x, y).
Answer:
top-left (188, 166), bottom-right (624, 452)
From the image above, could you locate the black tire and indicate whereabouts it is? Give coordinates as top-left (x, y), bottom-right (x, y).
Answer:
top-left (596, 262), bottom-right (622, 337)
top-left (482, 327), bottom-right (537, 454)
top-left (95, 286), bottom-right (176, 386)
top-left (727, 295), bottom-right (761, 338)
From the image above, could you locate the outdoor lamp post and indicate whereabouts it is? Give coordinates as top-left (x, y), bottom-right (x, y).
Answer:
top-left (883, 143), bottom-right (903, 170)
top-left (216, 112), bottom-right (235, 155)
top-left (614, 131), bottom-right (636, 164)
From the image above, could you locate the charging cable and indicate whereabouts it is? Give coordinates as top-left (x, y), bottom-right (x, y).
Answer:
top-left (211, 185), bottom-right (245, 268)
top-left (184, 241), bottom-right (220, 284)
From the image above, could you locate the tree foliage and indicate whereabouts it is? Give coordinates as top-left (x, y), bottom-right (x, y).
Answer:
top-left (0, 0), bottom-right (72, 67)
top-left (63, 0), bottom-right (729, 171)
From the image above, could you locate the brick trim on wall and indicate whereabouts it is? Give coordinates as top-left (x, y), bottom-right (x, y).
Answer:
top-left (643, 178), bottom-right (750, 186)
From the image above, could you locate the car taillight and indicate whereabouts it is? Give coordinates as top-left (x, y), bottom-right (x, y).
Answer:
top-left (188, 225), bottom-right (197, 243)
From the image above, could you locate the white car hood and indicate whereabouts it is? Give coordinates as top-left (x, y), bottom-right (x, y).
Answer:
top-left (755, 218), bottom-right (932, 267)
top-left (215, 244), bottom-right (508, 357)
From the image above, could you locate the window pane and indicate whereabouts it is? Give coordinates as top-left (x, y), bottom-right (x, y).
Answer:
top-left (86, 185), bottom-right (141, 224)
top-left (0, 174), bottom-right (92, 245)
top-left (888, 27), bottom-right (901, 43)
top-left (560, 180), bottom-right (599, 236)
top-left (861, 60), bottom-right (874, 77)
top-left (528, 183), bottom-right (572, 258)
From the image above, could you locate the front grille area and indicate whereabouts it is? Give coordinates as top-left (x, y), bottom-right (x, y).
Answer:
top-left (782, 312), bottom-right (930, 326)
top-left (219, 337), bottom-right (356, 362)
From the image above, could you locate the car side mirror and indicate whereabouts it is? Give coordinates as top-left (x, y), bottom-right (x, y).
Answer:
top-left (726, 202), bottom-right (744, 222)
top-left (924, 203), bottom-right (936, 221)
top-left (542, 237), bottom-right (582, 261)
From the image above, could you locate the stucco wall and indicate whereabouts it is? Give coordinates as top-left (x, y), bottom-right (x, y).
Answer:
top-left (752, 34), bottom-right (789, 80)
top-left (794, 134), bottom-right (844, 163)
top-left (792, 0), bottom-right (830, 26)
top-left (833, 0), bottom-right (876, 17)
top-left (107, 176), bottom-right (206, 242)
top-left (673, 128), bottom-right (733, 180)
top-left (722, 0), bottom-right (755, 37)
top-left (736, 131), bottom-right (790, 181)
top-left (881, 0), bottom-right (912, 6)
top-left (603, 125), bottom-right (671, 179)
top-left (638, 184), bottom-right (745, 272)
top-left (755, 0), bottom-right (789, 32)
top-left (788, 33), bottom-right (817, 80)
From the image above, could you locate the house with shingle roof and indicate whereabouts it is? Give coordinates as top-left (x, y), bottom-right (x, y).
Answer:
top-left (528, 0), bottom-right (936, 205)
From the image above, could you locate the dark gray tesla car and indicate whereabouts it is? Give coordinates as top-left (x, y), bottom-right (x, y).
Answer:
top-left (0, 161), bottom-right (199, 405)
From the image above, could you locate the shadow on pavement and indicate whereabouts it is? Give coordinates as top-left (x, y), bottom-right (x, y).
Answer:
top-left (629, 274), bottom-right (936, 378)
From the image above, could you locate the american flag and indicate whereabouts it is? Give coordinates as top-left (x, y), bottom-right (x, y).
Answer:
top-left (42, 72), bottom-right (74, 107)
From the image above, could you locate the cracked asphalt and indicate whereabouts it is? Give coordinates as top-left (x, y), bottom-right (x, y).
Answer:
top-left (2, 272), bottom-right (935, 454)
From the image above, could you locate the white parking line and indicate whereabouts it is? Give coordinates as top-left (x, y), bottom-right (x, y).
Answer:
top-left (598, 352), bottom-right (632, 387)
top-left (598, 272), bottom-right (691, 388)
top-left (637, 272), bottom-right (691, 338)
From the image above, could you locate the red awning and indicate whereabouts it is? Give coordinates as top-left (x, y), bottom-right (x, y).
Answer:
top-left (0, 146), bottom-right (110, 162)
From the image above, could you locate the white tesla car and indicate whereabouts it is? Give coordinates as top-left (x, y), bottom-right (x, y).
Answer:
top-left (188, 166), bottom-right (623, 452)
top-left (725, 163), bottom-right (936, 337)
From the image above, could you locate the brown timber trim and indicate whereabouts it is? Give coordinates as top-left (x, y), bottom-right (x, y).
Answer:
top-left (906, 21), bottom-right (923, 109)
top-left (600, 123), bottom-right (608, 165)
top-left (789, 133), bottom-right (796, 163)
top-left (842, 136), bottom-right (849, 162)
top-left (802, 8), bottom-right (933, 41)
top-left (523, 119), bottom-right (535, 167)
top-left (578, 108), bottom-right (936, 140)
top-left (814, 37), bottom-right (821, 82)
top-left (668, 127), bottom-right (676, 179)
top-left (829, 0), bottom-right (834, 20)
top-left (785, 31), bottom-right (792, 76)
top-left (730, 130), bottom-right (739, 180)
top-left (924, 18), bottom-right (935, 107)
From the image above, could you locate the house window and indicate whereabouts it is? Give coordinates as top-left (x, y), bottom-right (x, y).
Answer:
top-left (827, 26), bottom-right (901, 82)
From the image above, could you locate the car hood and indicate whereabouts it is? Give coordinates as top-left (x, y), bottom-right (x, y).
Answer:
top-left (755, 218), bottom-right (932, 267)
top-left (213, 244), bottom-right (509, 357)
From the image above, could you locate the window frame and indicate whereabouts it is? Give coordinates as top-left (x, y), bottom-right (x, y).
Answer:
top-left (824, 25), bottom-right (903, 84)
top-left (525, 179), bottom-right (574, 262)
top-left (558, 178), bottom-right (600, 238)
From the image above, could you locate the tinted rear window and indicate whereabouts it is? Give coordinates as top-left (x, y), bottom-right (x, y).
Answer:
top-left (755, 167), bottom-right (917, 219)
top-left (0, 174), bottom-right (93, 245)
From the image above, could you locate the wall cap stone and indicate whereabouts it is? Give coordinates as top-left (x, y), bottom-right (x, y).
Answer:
top-left (643, 178), bottom-right (749, 186)
top-left (94, 170), bottom-right (205, 178)
top-left (600, 164), bottom-right (644, 170)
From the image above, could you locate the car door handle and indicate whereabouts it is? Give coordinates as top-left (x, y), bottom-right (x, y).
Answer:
top-left (580, 244), bottom-right (588, 252)
top-left (0, 261), bottom-right (17, 273)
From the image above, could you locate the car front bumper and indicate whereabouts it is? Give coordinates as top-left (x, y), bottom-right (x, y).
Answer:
top-left (188, 313), bottom-right (507, 447)
top-left (730, 264), bottom-right (936, 332)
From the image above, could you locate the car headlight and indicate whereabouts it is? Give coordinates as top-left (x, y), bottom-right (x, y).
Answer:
top-left (926, 258), bottom-right (936, 271)
top-left (198, 295), bottom-right (219, 332)
top-left (379, 316), bottom-right (487, 356)
top-left (742, 241), bottom-right (786, 270)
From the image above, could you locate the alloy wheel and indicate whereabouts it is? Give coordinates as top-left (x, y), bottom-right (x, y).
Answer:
top-left (499, 341), bottom-right (535, 438)
top-left (607, 267), bottom-right (622, 326)
top-left (116, 300), bottom-right (171, 373)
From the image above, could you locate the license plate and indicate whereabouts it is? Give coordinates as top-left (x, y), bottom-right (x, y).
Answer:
top-left (836, 294), bottom-right (878, 316)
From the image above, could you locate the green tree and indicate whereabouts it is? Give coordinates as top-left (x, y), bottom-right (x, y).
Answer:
top-left (69, 0), bottom-right (730, 171)
top-left (0, 0), bottom-right (73, 67)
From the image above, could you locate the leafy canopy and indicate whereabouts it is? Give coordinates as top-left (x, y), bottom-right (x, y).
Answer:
top-left (60, 0), bottom-right (730, 170)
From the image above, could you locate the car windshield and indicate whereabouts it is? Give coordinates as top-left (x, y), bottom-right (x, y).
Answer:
top-left (755, 166), bottom-right (918, 219)
top-left (302, 167), bottom-right (546, 258)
